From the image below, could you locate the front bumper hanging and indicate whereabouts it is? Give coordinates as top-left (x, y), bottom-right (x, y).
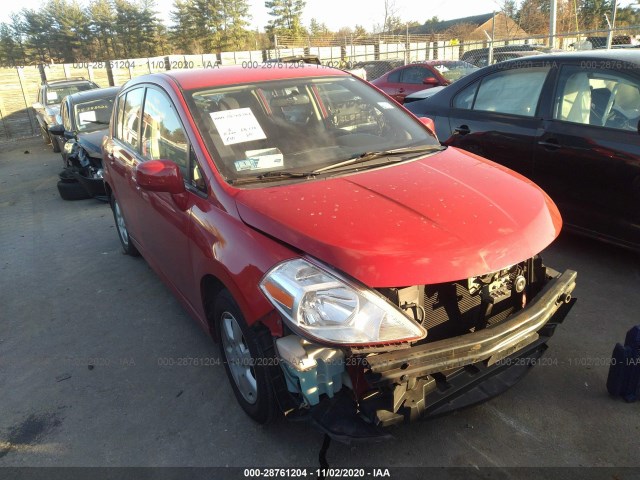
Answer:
top-left (305, 269), bottom-right (577, 440)
top-left (366, 269), bottom-right (577, 384)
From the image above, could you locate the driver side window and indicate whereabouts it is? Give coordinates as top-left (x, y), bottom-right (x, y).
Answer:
top-left (400, 66), bottom-right (432, 84)
top-left (553, 66), bottom-right (640, 131)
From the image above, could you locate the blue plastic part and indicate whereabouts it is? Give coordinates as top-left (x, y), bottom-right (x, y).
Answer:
top-left (279, 342), bottom-right (345, 406)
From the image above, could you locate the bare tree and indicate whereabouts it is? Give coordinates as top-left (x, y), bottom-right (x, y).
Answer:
top-left (381, 0), bottom-right (398, 34)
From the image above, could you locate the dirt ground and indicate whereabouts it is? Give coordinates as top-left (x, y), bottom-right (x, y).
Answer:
top-left (1, 137), bottom-right (639, 473)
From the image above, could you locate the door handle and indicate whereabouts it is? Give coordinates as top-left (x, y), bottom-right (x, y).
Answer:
top-left (538, 139), bottom-right (562, 150)
top-left (454, 125), bottom-right (470, 135)
top-left (398, 88), bottom-right (405, 93)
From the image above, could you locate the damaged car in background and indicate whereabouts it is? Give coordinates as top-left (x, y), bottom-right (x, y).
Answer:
top-left (50, 86), bottom-right (119, 201)
top-left (102, 66), bottom-right (577, 442)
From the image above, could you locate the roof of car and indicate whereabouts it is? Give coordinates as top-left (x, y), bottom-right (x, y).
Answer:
top-left (44, 78), bottom-right (96, 87)
top-left (354, 59), bottom-right (404, 65)
top-left (500, 49), bottom-right (640, 64)
top-left (64, 86), bottom-right (120, 103)
top-left (144, 65), bottom-right (348, 90)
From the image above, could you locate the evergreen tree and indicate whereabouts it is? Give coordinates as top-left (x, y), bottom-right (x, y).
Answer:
top-left (265, 0), bottom-right (307, 38)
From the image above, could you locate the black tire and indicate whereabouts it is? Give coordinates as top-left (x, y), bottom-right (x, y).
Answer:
top-left (59, 168), bottom-right (77, 183)
top-left (110, 194), bottom-right (140, 256)
top-left (51, 134), bottom-right (61, 153)
top-left (57, 179), bottom-right (91, 201)
top-left (215, 289), bottom-right (276, 424)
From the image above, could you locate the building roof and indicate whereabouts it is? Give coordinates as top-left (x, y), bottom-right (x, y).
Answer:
top-left (414, 13), bottom-right (495, 35)
top-left (411, 13), bottom-right (529, 40)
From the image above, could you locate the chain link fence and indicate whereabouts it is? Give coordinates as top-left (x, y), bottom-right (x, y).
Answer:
top-left (1, 26), bottom-right (639, 143)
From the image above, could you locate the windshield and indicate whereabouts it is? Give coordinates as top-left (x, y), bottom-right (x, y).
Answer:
top-left (73, 97), bottom-right (115, 132)
top-left (432, 61), bottom-right (479, 83)
top-left (46, 84), bottom-right (94, 106)
top-left (184, 76), bottom-right (438, 182)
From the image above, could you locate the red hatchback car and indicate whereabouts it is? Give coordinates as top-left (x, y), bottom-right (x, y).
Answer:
top-left (102, 66), bottom-right (576, 441)
top-left (371, 60), bottom-right (478, 103)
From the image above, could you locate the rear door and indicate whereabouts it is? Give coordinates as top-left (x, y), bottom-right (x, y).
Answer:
top-left (105, 86), bottom-right (146, 244)
top-left (533, 62), bottom-right (640, 246)
top-left (442, 63), bottom-right (553, 177)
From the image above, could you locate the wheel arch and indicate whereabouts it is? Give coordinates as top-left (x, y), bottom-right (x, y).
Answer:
top-left (199, 269), bottom-right (284, 344)
top-left (201, 274), bottom-right (226, 341)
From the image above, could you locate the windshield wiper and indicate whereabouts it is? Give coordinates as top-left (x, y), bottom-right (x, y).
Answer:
top-left (84, 120), bottom-right (110, 125)
top-left (230, 170), bottom-right (316, 185)
top-left (312, 145), bottom-right (446, 174)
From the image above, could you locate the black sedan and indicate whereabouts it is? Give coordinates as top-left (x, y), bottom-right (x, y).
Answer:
top-left (405, 50), bottom-right (640, 250)
top-left (49, 86), bottom-right (120, 201)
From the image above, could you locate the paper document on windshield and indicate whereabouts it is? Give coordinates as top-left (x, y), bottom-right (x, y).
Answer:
top-left (210, 108), bottom-right (267, 145)
top-left (79, 110), bottom-right (97, 124)
top-left (235, 148), bottom-right (284, 172)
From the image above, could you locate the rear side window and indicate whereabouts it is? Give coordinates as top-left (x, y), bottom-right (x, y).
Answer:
top-left (116, 88), bottom-right (144, 151)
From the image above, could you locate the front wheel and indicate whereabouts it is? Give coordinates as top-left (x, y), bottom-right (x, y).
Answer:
top-left (215, 290), bottom-right (276, 424)
top-left (110, 194), bottom-right (139, 256)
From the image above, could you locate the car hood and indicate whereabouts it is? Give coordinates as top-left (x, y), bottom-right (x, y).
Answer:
top-left (405, 85), bottom-right (446, 101)
top-left (235, 148), bottom-right (562, 287)
top-left (77, 130), bottom-right (107, 158)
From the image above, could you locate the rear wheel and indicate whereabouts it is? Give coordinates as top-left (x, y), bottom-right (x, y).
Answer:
top-left (215, 290), bottom-right (276, 424)
top-left (110, 194), bottom-right (139, 256)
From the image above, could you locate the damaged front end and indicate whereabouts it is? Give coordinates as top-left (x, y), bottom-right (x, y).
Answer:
top-left (63, 140), bottom-right (108, 201)
top-left (265, 256), bottom-right (576, 442)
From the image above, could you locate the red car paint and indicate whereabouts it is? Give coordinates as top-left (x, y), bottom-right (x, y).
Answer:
top-left (371, 60), bottom-right (477, 103)
top-left (236, 149), bottom-right (561, 287)
top-left (102, 66), bottom-right (562, 339)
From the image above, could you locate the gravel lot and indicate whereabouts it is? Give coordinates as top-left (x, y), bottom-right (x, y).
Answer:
top-left (1, 137), bottom-right (639, 471)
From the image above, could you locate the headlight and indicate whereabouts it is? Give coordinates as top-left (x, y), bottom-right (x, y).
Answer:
top-left (260, 258), bottom-right (427, 346)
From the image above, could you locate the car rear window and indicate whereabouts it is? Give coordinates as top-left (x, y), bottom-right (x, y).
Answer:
top-left (46, 84), bottom-right (95, 105)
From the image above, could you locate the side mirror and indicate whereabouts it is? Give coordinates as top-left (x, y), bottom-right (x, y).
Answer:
top-left (418, 116), bottom-right (437, 137)
top-left (32, 102), bottom-right (44, 110)
top-left (136, 160), bottom-right (186, 195)
top-left (48, 124), bottom-right (65, 136)
top-left (422, 77), bottom-right (440, 86)
top-left (64, 130), bottom-right (76, 140)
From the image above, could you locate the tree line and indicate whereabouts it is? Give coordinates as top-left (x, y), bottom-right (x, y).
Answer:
top-left (0, 0), bottom-right (638, 67)
top-left (0, 0), bottom-right (308, 66)
top-left (505, 0), bottom-right (639, 35)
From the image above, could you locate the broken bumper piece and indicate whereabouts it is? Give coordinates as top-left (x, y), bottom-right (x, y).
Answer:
top-left (307, 269), bottom-right (576, 441)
